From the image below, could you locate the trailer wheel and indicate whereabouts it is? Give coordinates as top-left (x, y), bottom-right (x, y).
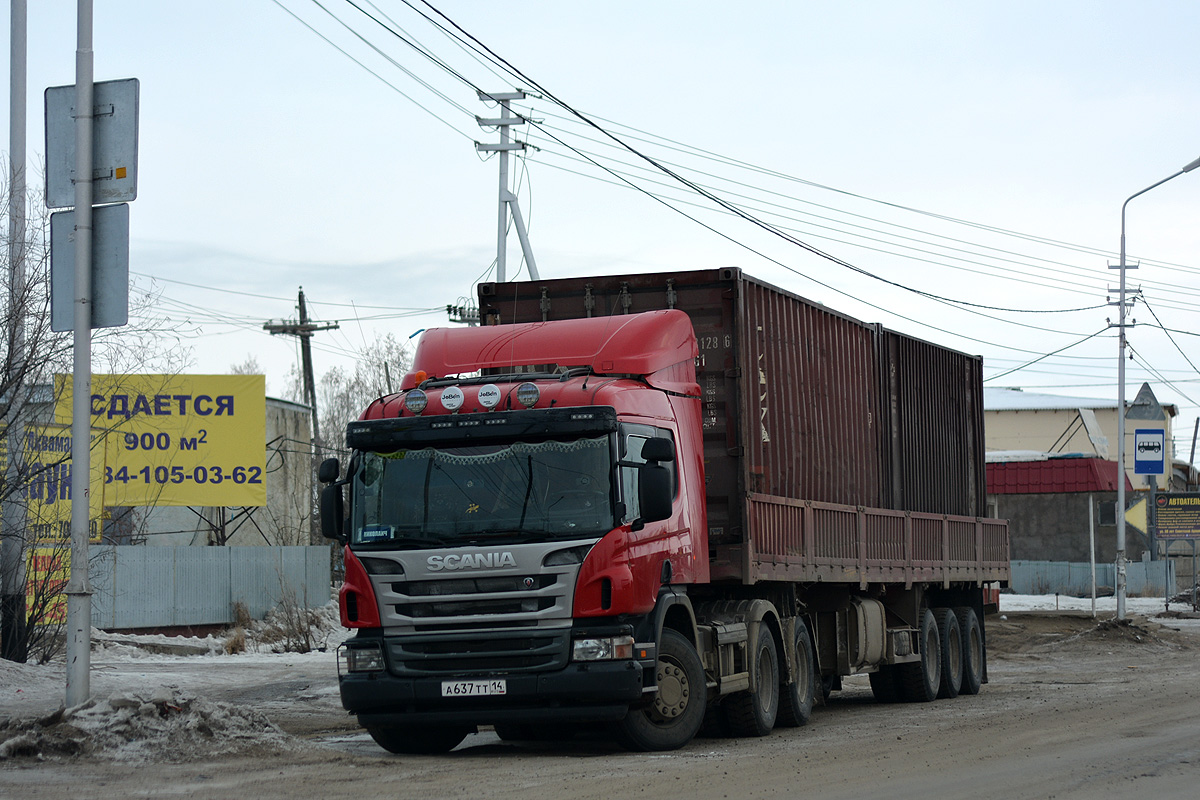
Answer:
top-left (955, 606), bottom-right (984, 695)
top-left (365, 724), bottom-right (470, 754)
top-left (777, 621), bottom-right (815, 727)
top-left (934, 607), bottom-right (962, 699)
top-left (897, 608), bottom-right (941, 702)
top-left (615, 628), bottom-right (706, 751)
top-left (722, 624), bottom-right (780, 736)
top-left (869, 665), bottom-right (902, 703)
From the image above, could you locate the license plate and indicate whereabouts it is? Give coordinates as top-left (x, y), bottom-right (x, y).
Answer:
top-left (441, 679), bottom-right (507, 697)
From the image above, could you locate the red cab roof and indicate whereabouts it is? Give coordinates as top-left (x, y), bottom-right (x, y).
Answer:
top-left (409, 309), bottom-right (697, 381)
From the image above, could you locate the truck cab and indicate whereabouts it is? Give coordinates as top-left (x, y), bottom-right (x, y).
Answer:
top-left (321, 310), bottom-right (712, 753)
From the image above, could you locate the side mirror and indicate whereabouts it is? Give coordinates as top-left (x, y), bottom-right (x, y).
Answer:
top-left (320, 484), bottom-right (345, 541)
top-left (318, 457), bottom-right (340, 484)
top-left (641, 437), bottom-right (675, 463)
top-left (637, 463), bottom-right (673, 525)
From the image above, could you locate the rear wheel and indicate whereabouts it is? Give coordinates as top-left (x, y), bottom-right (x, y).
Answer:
top-left (723, 624), bottom-right (780, 736)
top-left (955, 606), bottom-right (984, 695)
top-left (615, 628), bottom-right (706, 751)
top-left (365, 724), bottom-right (470, 754)
top-left (897, 608), bottom-right (941, 703)
top-left (776, 621), bottom-right (816, 727)
top-left (934, 607), bottom-right (962, 699)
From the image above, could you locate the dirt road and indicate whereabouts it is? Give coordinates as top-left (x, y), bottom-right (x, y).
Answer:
top-left (3, 612), bottom-right (1199, 800)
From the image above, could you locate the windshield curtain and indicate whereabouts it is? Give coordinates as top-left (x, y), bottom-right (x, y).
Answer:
top-left (350, 436), bottom-right (614, 545)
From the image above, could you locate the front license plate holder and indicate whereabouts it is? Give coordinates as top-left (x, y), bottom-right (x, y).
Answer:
top-left (441, 679), bottom-right (507, 697)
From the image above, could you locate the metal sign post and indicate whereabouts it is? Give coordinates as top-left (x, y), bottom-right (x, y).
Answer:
top-left (63, 0), bottom-right (95, 710)
top-left (43, 3), bottom-right (136, 708)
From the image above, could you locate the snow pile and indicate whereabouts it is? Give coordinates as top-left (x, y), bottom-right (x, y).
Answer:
top-left (0, 686), bottom-right (296, 762)
top-left (232, 600), bottom-right (346, 655)
top-left (86, 602), bottom-right (347, 659)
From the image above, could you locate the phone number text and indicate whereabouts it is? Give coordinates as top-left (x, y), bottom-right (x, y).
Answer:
top-left (105, 465), bottom-right (263, 486)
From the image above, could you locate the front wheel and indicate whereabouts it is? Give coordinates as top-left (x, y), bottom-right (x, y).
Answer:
top-left (615, 628), bottom-right (707, 751)
top-left (365, 724), bottom-right (470, 754)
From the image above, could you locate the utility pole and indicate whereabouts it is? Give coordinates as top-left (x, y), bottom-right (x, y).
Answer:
top-left (476, 90), bottom-right (538, 282)
top-left (2, 0), bottom-right (28, 663)
top-left (263, 288), bottom-right (339, 456)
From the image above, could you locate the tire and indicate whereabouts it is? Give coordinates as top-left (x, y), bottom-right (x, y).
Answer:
top-left (869, 665), bottom-right (902, 703)
top-left (955, 606), bottom-right (984, 695)
top-left (365, 724), bottom-right (470, 754)
top-left (897, 608), bottom-right (941, 703)
top-left (722, 624), bottom-right (780, 737)
top-left (615, 628), bottom-right (707, 751)
top-left (777, 621), bottom-right (816, 727)
top-left (934, 607), bottom-right (962, 699)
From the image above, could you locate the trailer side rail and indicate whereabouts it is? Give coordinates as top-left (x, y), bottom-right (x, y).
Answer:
top-left (743, 493), bottom-right (1010, 587)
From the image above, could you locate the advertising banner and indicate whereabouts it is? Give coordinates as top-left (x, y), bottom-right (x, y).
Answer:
top-left (55, 374), bottom-right (267, 506)
top-left (21, 423), bottom-right (106, 544)
top-left (26, 545), bottom-right (69, 626)
top-left (1153, 493), bottom-right (1200, 540)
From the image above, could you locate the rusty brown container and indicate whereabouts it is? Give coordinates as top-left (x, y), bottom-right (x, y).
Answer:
top-left (479, 268), bottom-right (1005, 585)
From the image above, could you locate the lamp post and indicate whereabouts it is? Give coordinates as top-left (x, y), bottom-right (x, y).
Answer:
top-left (1113, 155), bottom-right (1200, 620)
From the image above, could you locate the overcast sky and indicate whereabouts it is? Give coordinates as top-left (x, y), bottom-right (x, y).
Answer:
top-left (4, 1), bottom-right (1200, 452)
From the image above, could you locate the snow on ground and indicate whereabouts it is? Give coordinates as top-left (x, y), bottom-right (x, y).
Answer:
top-left (1000, 593), bottom-right (1194, 615)
top-left (1, 595), bottom-right (1198, 762)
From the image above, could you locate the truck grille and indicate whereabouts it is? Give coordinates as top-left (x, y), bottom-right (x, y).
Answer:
top-left (368, 542), bottom-right (590, 676)
top-left (386, 630), bottom-right (570, 675)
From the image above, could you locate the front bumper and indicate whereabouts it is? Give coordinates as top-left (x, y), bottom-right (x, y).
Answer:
top-left (341, 658), bottom-right (645, 726)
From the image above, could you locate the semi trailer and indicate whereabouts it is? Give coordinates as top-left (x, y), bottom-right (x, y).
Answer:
top-left (320, 268), bottom-right (1009, 753)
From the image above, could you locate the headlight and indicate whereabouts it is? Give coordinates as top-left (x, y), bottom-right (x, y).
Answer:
top-left (543, 544), bottom-right (593, 566)
top-left (571, 635), bottom-right (634, 661)
top-left (339, 643), bottom-right (385, 673)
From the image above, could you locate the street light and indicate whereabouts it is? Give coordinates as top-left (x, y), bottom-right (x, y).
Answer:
top-left (1113, 155), bottom-right (1200, 620)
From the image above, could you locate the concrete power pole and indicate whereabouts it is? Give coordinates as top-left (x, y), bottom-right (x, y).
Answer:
top-left (2, 0), bottom-right (28, 663)
top-left (264, 288), bottom-right (338, 544)
top-left (476, 90), bottom-right (538, 283)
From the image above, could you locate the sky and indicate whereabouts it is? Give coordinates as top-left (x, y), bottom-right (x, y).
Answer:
top-left (3, 2), bottom-right (1200, 454)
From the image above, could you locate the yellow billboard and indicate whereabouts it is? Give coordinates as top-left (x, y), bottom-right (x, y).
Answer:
top-left (55, 374), bottom-right (267, 506)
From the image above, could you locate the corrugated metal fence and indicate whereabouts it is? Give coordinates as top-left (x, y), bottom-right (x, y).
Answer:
top-left (1010, 559), bottom-right (1176, 598)
top-left (89, 546), bottom-right (332, 629)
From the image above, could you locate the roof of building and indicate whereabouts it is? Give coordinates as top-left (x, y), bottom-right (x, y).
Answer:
top-left (986, 455), bottom-right (1132, 494)
top-left (984, 387), bottom-right (1118, 412)
top-left (984, 387), bottom-right (1177, 417)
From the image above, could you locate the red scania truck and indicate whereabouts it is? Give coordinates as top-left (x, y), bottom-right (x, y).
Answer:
top-left (319, 268), bottom-right (1009, 754)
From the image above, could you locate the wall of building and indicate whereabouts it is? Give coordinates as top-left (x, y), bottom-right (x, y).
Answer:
top-left (990, 491), bottom-right (1149, 563)
top-left (984, 408), bottom-right (1117, 455)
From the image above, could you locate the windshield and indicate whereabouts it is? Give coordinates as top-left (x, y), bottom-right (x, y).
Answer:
top-left (350, 436), bottom-right (614, 546)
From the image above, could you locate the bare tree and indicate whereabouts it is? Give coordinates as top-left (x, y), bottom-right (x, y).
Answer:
top-left (286, 331), bottom-right (413, 458)
top-left (2, 166), bottom-right (194, 661)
